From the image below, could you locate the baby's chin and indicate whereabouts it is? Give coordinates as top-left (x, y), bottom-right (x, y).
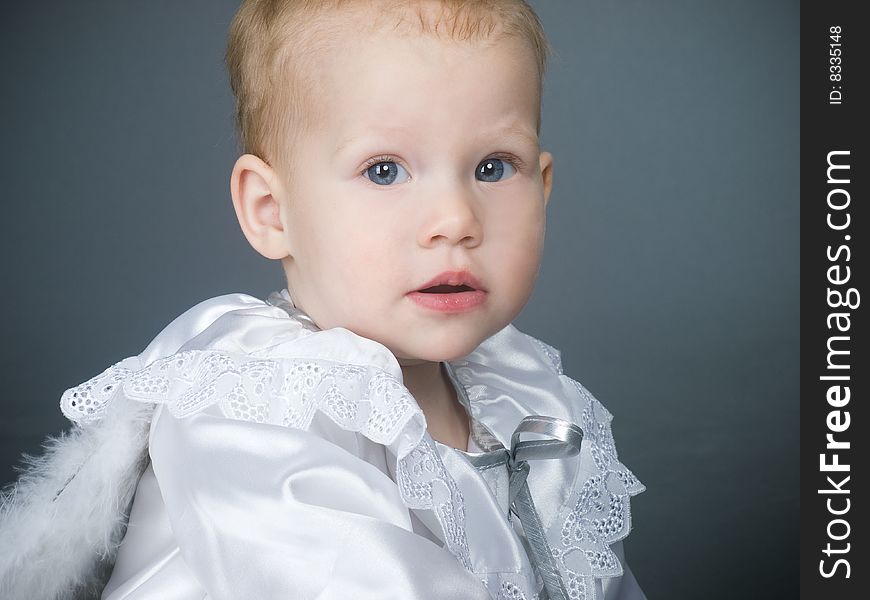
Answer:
top-left (387, 333), bottom-right (492, 365)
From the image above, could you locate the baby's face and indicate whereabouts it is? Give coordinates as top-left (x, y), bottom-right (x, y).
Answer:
top-left (273, 25), bottom-right (553, 363)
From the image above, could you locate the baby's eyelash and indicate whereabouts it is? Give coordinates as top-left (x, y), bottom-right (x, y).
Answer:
top-left (485, 152), bottom-right (525, 171)
top-left (361, 155), bottom-right (403, 172)
top-left (363, 154), bottom-right (399, 171)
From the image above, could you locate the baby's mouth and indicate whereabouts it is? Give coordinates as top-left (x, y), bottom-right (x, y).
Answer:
top-left (418, 284), bottom-right (476, 293)
top-left (410, 270), bottom-right (486, 295)
top-left (407, 272), bottom-right (487, 312)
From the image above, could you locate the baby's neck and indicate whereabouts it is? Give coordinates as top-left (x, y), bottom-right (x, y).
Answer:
top-left (400, 361), bottom-right (470, 452)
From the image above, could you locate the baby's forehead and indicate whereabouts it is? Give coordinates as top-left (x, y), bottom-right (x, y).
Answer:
top-left (302, 16), bottom-right (530, 98)
top-left (303, 2), bottom-right (517, 63)
top-left (296, 15), bottom-right (533, 100)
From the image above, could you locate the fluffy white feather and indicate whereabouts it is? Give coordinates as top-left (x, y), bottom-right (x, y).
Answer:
top-left (0, 398), bottom-right (153, 599)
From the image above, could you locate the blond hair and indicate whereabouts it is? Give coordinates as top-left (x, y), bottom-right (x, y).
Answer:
top-left (226, 0), bottom-right (552, 174)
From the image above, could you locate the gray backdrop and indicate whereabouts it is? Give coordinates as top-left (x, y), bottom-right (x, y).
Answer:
top-left (1, 1), bottom-right (798, 598)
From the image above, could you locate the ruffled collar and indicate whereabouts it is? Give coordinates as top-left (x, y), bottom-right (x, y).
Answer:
top-left (59, 290), bottom-right (643, 600)
top-left (446, 325), bottom-right (645, 599)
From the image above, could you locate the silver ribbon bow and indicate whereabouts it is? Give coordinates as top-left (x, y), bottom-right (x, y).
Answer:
top-left (467, 415), bottom-right (584, 600)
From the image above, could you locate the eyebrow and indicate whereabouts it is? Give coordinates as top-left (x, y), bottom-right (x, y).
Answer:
top-left (485, 126), bottom-right (540, 149)
top-left (334, 125), bottom-right (539, 155)
top-left (334, 128), bottom-right (408, 155)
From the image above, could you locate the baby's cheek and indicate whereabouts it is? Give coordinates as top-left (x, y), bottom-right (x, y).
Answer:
top-left (502, 214), bottom-right (544, 257)
top-left (349, 239), bottom-right (395, 280)
top-left (502, 232), bottom-right (544, 288)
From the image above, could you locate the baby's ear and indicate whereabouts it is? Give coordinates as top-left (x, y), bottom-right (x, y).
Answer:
top-left (539, 151), bottom-right (554, 207)
top-left (230, 154), bottom-right (289, 260)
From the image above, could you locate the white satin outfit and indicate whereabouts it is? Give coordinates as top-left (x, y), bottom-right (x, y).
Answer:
top-left (58, 291), bottom-right (645, 600)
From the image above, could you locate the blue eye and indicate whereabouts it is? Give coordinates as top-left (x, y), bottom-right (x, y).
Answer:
top-left (363, 160), bottom-right (410, 186)
top-left (476, 157), bottom-right (516, 182)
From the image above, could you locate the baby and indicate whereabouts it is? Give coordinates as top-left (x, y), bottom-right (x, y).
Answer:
top-left (0, 1), bottom-right (644, 599)
top-left (228, 0), bottom-right (552, 453)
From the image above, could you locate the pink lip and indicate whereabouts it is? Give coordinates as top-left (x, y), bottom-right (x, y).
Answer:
top-left (407, 270), bottom-right (487, 313)
top-left (413, 270), bottom-right (486, 293)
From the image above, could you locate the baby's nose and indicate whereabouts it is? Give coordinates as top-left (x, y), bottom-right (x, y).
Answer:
top-left (417, 183), bottom-right (483, 249)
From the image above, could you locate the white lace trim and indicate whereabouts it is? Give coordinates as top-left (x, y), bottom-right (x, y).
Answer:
top-left (60, 350), bottom-right (475, 578)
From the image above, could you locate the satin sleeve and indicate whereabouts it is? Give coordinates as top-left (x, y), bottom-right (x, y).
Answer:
top-left (147, 404), bottom-right (491, 600)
